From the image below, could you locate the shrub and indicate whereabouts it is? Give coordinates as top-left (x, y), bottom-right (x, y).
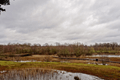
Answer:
top-left (43, 56), bottom-right (52, 62)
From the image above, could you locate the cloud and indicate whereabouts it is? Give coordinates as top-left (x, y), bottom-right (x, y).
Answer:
top-left (0, 0), bottom-right (120, 45)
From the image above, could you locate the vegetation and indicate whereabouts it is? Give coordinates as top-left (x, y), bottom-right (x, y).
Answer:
top-left (0, 61), bottom-right (120, 80)
top-left (0, 0), bottom-right (10, 13)
top-left (0, 42), bottom-right (120, 58)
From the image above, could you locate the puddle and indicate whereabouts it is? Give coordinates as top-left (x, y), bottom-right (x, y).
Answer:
top-left (0, 68), bottom-right (104, 80)
top-left (87, 62), bottom-right (108, 65)
top-left (14, 60), bottom-right (37, 62)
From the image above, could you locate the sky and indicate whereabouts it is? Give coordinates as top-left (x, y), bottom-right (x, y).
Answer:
top-left (0, 0), bottom-right (120, 45)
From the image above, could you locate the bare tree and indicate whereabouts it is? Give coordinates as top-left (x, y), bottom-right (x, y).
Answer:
top-left (0, 0), bottom-right (10, 14)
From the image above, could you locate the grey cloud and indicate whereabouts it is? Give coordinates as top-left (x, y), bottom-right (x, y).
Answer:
top-left (90, 0), bottom-right (120, 24)
top-left (0, 0), bottom-right (120, 44)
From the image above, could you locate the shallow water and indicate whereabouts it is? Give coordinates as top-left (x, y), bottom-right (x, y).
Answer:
top-left (0, 69), bottom-right (104, 80)
top-left (14, 60), bottom-right (37, 62)
top-left (88, 55), bottom-right (120, 57)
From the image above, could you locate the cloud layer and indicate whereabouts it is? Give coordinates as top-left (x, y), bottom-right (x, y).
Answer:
top-left (0, 0), bottom-right (120, 45)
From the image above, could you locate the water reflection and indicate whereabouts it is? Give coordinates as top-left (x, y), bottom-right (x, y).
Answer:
top-left (0, 68), bottom-right (104, 80)
top-left (89, 55), bottom-right (120, 57)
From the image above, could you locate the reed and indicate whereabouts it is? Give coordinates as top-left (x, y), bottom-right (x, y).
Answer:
top-left (0, 68), bottom-right (84, 80)
top-left (0, 61), bottom-right (120, 79)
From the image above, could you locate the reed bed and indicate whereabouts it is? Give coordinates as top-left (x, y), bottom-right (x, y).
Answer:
top-left (0, 68), bottom-right (103, 80)
top-left (0, 68), bottom-right (57, 80)
top-left (0, 61), bottom-right (120, 80)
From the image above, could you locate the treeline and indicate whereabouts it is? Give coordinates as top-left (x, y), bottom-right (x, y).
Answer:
top-left (0, 42), bottom-right (120, 57)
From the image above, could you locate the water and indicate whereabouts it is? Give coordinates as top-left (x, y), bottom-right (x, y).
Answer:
top-left (0, 68), bottom-right (104, 80)
top-left (14, 60), bottom-right (37, 63)
top-left (88, 55), bottom-right (120, 57)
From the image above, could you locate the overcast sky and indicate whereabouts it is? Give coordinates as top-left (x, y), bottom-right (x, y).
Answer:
top-left (0, 0), bottom-right (120, 45)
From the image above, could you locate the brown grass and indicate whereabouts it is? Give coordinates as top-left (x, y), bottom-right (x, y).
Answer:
top-left (1, 54), bottom-right (120, 66)
top-left (0, 61), bottom-right (120, 80)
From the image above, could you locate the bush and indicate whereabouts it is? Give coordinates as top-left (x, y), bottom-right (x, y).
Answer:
top-left (43, 56), bottom-right (52, 62)
top-left (75, 48), bottom-right (83, 57)
top-left (100, 55), bottom-right (109, 65)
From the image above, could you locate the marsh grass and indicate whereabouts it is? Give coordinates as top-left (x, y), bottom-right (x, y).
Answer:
top-left (0, 68), bottom-right (57, 80)
top-left (43, 56), bottom-right (52, 62)
top-left (0, 61), bottom-right (120, 79)
top-left (0, 68), bottom-right (103, 80)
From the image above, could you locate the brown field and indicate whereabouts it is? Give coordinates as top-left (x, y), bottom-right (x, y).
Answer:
top-left (1, 54), bottom-right (120, 67)
top-left (0, 60), bottom-right (120, 80)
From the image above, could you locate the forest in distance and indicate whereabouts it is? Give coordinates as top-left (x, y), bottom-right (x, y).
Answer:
top-left (0, 42), bottom-right (120, 57)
